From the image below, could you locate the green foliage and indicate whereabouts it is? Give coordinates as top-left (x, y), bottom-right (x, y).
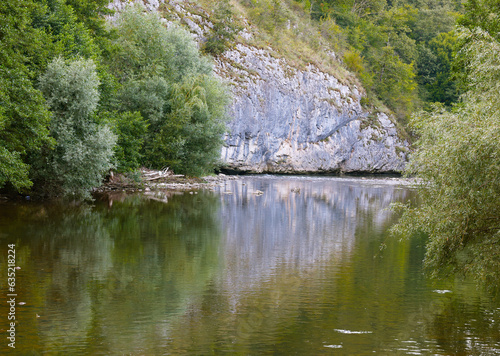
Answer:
top-left (144, 75), bottom-right (229, 175)
top-left (0, 0), bottom-right (53, 191)
top-left (454, 0), bottom-right (500, 92)
top-left (343, 49), bottom-right (364, 73)
top-left (370, 46), bottom-right (417, 119)
top-left (459, 0), bottom-right (500, 41)
top-left (117, 77), bottom-right (170, 126)
top-left (288, 0), bottom-right (464, 118)
top-left (35, 57), bottom-right (116, 198)
top-left (64, 0), bottom-right (114, 37)
top-left (30, 0), bottom-right (101, 67)
top-left (202, 0), bottom-right (242, 56)
top-left (110, 7), bottom-right (211, 82)
top-left (245, 0), bottom-right (290, 34)
top-left (392, 29), bottom-right (500, 290)
top-left (109, 6), bottom-right (230, 175)
top-left (416, 31), bottom-right (459, 105)
top-left (103, 111), bottom-right (148, 173)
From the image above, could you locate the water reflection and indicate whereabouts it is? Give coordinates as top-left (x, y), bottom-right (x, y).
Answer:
top-left (0, 176), bottom-right (498, 355)
top-left (216, 176), bottom-right (412, 293)
top-left (0, 193), bottom-right (223, 355)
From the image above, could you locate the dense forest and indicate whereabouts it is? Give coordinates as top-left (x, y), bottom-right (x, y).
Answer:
top-left (0, 0), bottom-right (229, 198)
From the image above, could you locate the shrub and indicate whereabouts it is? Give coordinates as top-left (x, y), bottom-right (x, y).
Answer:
top-left (110, 6), bottom-right (230, 175)
top-left (202, 0), bottom-right (242, 56)
top-left (103, 111), bottom-right (148, 172)
top-left (35, 57), bottom-right (116, 198)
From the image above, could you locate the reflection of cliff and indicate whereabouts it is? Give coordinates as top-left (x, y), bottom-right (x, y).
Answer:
top-left (215, 176), bottom-right (413, 292)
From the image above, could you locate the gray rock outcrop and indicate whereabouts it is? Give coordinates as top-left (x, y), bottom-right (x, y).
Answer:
top-left (217, 44), bottom-right (409, 174)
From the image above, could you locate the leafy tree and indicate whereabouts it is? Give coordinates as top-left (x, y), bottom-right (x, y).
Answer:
top-left (110, 7), bottom-right (212, 83)
top-left (143, 75), bottom-right (229, 175)
top-left (0, 0), bottom-right (53, 191)
top-left (424, 31), bottom-right (459, 105)
top-left (106, 111), bottom-right (148, 172)
top-left (454, 0), bottom-right (500, 92)
top-left (202, 0), bottom-right (242, 56)
top-left (109, 6), bottom-right (230, 175)
top-left (392, 29), bottom-right (500, 290)
top-left (369, 46), bottom-right (416, 119)
top-left (30, 0), bottom-right (101, 68)
top-left (64, 0), bottom-right (113, 38)
top-left (35, 57), bottom-right (116, 198)
top-left (407, 0), bottom-right (458, 44)
top-left (459, 0), bottom-right (500, 40)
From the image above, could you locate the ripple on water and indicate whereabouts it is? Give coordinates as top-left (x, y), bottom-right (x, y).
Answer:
top-left (334, 329), bottom-right (373, 334)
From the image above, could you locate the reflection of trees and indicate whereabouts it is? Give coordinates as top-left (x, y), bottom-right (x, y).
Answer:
top-left (381, 284), bottom-right (500, 355)
top-left (1, 178), bottom-right (498, 355)
top-left (427, 296), bottom-right (500, 355)
top-left (164, 178), bottom-right (499, 355)
top-left (0, 193), bottom-right (223, 354)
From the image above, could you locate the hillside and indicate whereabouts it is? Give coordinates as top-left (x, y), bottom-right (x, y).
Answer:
top-left (130, 0), bottom-right (412, 173)
top-left (0, 0), bottom-right (462, 196)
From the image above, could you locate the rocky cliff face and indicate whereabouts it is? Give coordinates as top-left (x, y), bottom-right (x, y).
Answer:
top-left (109, 0), bottom-right (409, 174)
top-left (216, 44), bottom-right (409, 173)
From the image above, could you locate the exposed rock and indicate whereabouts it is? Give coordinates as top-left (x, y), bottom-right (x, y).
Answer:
top-left (217, 44), bottom-right (409, 174)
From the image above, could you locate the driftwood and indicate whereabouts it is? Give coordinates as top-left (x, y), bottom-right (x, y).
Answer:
top-left (142, 168), bottom-right (184, 181)
top-left (144, 174), bottom-right (185, 181)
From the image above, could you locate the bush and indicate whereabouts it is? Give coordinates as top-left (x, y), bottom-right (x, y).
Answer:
top-left (143, 75), bottom-right (229, 176)
top-left (103, 111), bottom-right (148, 172)
top-left (392, 29), bottom-right (500, 291)
top-left (202, 0), bottom-right (242, 56)
top-left (35, 57), bottom-right (116, 198)
top-left (110, 6), bottom-right (230, 175)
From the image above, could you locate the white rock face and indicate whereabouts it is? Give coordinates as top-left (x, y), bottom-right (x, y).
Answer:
top-left (216, 44), bottom-right (409, 173)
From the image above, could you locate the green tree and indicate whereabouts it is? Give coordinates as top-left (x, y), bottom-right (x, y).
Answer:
top-left (30, 0), bottom-right (101, 68)
top-left (109, 6), bottom-right (230, 175)
top-left (426, 31), bottom-right (459, 105)
top-left (143, 75), bottom-right (229, 175)
top-left (407, 0), bottom-right (459, 44)
top-left (0, 0), bottom-right (53, 191)
top-left (392, 29), bottom-right (500, 290)
top-left (459, 0), bottom-right (500, 40)
top-left (454, 0), bottom-right (500, 92)
top-left (369, 46), bottom-right (416, 119)
top-left (102, 111), bottom-right (148, 172)
top-left (35, 57), bottom-right (116, 198)
top-left (202, 0), bottom-right (242, 56)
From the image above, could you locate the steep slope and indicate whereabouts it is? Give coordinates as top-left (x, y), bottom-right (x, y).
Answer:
top-left (217, 43), bottom-right (408, 173)
top-left (110, 0), bottom-right (409, 174)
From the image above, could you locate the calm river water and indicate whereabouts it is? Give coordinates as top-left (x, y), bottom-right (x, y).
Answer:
top-left (0, 176), bottom-right (499, 355)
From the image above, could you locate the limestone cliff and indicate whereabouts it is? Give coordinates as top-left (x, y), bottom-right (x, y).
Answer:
top-left (216, 44), bottom-right (409, 174)
top-left (109, 0), bottom-right (409, 174)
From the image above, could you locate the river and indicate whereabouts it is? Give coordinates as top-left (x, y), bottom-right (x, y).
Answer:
top-left (0, 176), bottom-right (498, 355)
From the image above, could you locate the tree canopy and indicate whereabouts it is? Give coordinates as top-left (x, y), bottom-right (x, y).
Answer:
top-left (108, 7), bottom-right (229, 176)
top-left (392, 28), bottom-right (500, 291)
top-left (0, 1), bottom-right (230, 197)
top-left (0, 0), bottom-right (53, 191)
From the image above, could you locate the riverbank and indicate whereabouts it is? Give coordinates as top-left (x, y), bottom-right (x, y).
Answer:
top-left (95, 168), bottom-right (240, 194)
